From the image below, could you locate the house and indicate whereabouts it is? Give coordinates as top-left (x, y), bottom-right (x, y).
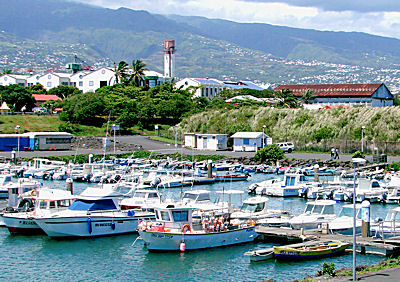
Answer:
top-left (275, 83), bottom-right (394, 107)
top-left (184, 133), bottom-right (228, 151)
top-left (231, 132), bottom-right (272, 152)
top-left (70, 67), bottom-right (115, 93)
top-left (32, 94), bottom-right (62, 107)
top-left (27, 72), bottom-right (70, 90)
top-left (0, 74), bottom-right (29, 86)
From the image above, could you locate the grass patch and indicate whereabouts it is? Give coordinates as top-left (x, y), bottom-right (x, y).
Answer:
top-left (150, 136), bottom-right (184, 145)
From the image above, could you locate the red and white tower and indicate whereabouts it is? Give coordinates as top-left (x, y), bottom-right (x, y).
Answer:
top-left (164, 40), bottom-right (175, 78)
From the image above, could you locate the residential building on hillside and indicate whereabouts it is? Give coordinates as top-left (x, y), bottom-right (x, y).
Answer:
top-left (0, 68), bottom-right (169, 93)
top-left (27, 72), bottom-right (70, 90)
top-left (275, 83), bottom-right (394, 107)
top-left (0, 74), bottom-right (29, 86)
top-left (175, 78), bottom-right (264, 99)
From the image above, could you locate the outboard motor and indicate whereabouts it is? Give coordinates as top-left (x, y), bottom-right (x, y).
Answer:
top-left (151, 177), bottom-right (161, 188)
top-left (380, 192), bottom-right (387, 203)
top-left (300, 186), bottom-right (309, 198)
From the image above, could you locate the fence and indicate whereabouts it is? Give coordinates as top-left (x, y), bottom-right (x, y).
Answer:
top-left (295, 139), bottom-right (400, 155)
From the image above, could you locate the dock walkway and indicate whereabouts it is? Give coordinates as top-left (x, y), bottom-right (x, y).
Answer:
top-left (253, 226), bottom-right (400, 258)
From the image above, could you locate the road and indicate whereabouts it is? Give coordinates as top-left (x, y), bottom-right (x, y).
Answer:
top-left (1, 135), bottom-right (400, 163)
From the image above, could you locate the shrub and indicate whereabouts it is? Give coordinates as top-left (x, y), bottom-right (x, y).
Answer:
top-left (389, 162), bottom-right (400, 172)
top-left (254, 144), bottom-right (285, 163)
top-left (352, 150), bottom-right (365, 159)
top-left (322, 262), bottom-right (336, 277)
top-left (313, 126), bottom-right (335, 142)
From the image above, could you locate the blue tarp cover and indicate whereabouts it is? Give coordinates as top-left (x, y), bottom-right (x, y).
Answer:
top-left (68, 199), bottom-right (117, 211)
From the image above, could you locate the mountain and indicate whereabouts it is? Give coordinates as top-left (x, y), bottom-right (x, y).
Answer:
top-left (1, 0), bottom-right (400, 89)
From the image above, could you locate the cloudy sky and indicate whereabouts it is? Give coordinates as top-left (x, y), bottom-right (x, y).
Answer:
top-left (72, 0), bottom-right (400, 39)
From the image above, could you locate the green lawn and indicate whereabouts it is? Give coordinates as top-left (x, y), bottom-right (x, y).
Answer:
top-left (0, 115), bottom-right (105, 136)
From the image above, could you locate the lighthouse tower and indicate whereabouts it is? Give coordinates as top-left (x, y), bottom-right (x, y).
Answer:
top-left (164, 40), bottom-right (175, 78)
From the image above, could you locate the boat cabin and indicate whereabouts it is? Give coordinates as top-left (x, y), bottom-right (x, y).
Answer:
top-left (239, 197), bottom-right (268, 214)
top-left (182, 190), bottom-right (211, 204)
top-left (153, 205), bottom-right (194, 230)
top-left (284, 173), bottom-right (307, 187)
top-left (304, 200), bottom-right (336, 215)
top-left (35, 189), bottom-right (74, 215)
top-left (68, 188), bottom-right (123, 212)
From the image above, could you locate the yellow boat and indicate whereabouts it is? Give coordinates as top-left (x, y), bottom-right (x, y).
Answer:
top-left (273, 241), bottom-right (349, 260)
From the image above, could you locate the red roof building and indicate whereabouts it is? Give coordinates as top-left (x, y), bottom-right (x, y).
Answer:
top-left (32, 94), bottom-right (61, 106)
top-left (275, 83), bottom-right (393, 107)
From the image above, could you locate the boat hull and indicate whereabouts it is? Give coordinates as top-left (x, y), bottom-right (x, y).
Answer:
top-left (273, 243), bottom-right (348, 259)
top-left (139, 227), bottom-right (257, 251)
top-left (34, 214), bottom-right (154, 238)
top-left (2, 214), bottom-right (44, 235)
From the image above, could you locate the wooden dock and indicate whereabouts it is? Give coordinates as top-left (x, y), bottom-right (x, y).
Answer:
top-left (252, 226), bottom-right (400, 258)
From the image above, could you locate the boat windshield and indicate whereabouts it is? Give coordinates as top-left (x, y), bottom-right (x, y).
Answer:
top-left (313, 205), bottom-right (324, 214)
top-left (241, 202), bottom-right (265, 213)
top-left (385, 210), bottom-right (400, 222)
top-left (183, 193), bottom-right (198, 201)
top-left (339, 207), bottom-right (361, 219)
top-left (69, 199), bottom-right (117, 211)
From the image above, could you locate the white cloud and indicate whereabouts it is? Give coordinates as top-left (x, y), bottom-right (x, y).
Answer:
top-left (71, 0), bottom-right (400, 39)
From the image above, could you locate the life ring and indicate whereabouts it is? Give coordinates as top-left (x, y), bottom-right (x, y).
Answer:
top-left (181, 224), bottom-right (191, 234)
top-left (30, 190), bottom-right (37, 197)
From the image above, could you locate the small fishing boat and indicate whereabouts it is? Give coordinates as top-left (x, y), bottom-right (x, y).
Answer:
top-left (273, 240), bottom-right (349, 259)
top-left (138, 204), bottom-right (257, 251)
top-left (213, 173), bottom-right (249, 182)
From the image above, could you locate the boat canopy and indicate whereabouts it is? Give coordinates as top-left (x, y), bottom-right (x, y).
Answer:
top-left (68, 199), bottom-right (118, 211)
top-left (36, 188), bottom-right (74, 201)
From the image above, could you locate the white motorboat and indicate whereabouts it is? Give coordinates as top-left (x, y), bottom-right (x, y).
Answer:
top-left (289, 200), bottom-right (337, 230)
top-left (2, 188), bottom-right (74, 234)
top-left (382, 175), bottom-right (400, 204)
top-left (230, 196), bottom-right (291, 223)
top-left (34, 187), bottom-right (155, 238)
top-left (138, 204), bottom-right (258, 251)
top-left (0, 174), bottom-right (13, 198)
top-left (371, 206), bottom-right (400, 239)
top-left (119, 189), bottom-right (162, 210)
top-left (253, 173), bottom-right (308, 197)
top-left (328, 204), bottom-right (362, 235)
top-left (356, 179), bottom-right (388, 203)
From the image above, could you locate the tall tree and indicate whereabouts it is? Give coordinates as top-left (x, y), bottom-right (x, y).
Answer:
top-left (112, 61), bottom-right (129, 84)
top-left (129, 59), bottom-right (148, 87)
top-left (0, 84), bottom-right (35, 111)
top-left (48, 85), bottom-right (80, 99)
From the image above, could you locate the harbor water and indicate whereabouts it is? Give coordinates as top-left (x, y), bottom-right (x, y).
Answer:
top-left (0, 173), bottom-right (388, 281)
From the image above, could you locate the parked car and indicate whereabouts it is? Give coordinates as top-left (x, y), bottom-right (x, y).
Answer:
top-left (276, 142), bottom-right (295, 153)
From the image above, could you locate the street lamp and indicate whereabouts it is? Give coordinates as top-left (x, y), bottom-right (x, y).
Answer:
top-left (262, 125), bottom-right (266, 148)
top-left (15, 125), bottom-right (20, 158)
top-left (361, 126), bottom-right (366, 152)
top-left (352, 157), bottom-right (366, 282)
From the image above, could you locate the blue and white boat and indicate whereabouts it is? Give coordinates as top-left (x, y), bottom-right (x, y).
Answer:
top-left (34, 187), bottom-right (154, 238)
top-left (138, 204), bottom-right (257, 251)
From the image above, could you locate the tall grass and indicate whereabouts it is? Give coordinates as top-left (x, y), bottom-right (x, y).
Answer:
top-left (177, 106), bottom-right (400, 143)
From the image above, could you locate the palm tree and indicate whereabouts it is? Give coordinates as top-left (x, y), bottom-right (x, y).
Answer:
top-left (129, 59), bottom-right (148, 87)
top-left (112, 61), bottom-right (129, 84)
top-left (301, 89), bottom-right (316, 104)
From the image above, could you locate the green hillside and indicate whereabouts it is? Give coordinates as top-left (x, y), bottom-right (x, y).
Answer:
top-left (177, 107), bottom-right (400, 153)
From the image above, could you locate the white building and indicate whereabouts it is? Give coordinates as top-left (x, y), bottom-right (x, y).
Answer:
top-left (27, 72), bottom-right (70, 90)
top-left (0, 74), bottom-right (29, 86)
top-left (175, 78), bottom-right (265, 99)
top-left (175, 78), bottom-right (226, 99)
top-left (70, 67), bottom-right (115, 93)
top-left (231, 132), bottom-right (272, 152)
top-left (184, 133), bottom-right (228, 151)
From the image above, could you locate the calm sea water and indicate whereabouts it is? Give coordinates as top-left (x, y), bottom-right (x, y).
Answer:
top-left (0, 173), bottom-right (388, 281)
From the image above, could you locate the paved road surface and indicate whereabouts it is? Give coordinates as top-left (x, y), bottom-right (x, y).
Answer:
top-left (1, 135), bottom-right (400, 163)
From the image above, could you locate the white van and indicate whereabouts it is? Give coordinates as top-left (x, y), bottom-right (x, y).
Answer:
top-left (276, 142), bottom-right (295, 153)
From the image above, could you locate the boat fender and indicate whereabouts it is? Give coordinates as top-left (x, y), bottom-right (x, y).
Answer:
top-left (181, 224), bottom-right (191, 234)
top-left (88, 218), bottom-right (92, 234)
top-left (111, 222), bottom-right (116, 230)
top-left (127, 210), bottom-right (135, 217)
top-left (180, 241), bottom-right (186, 252)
